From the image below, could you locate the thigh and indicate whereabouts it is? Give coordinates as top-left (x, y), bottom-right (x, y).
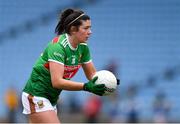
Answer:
top-left (29, 110), bottom-right (60, 123)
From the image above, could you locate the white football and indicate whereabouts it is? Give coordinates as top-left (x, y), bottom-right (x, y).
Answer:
top-left (93, 70), bottom-right (118, 95)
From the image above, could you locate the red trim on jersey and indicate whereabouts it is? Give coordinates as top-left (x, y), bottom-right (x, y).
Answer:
top-left (44, 62), bottom-right (49, 69)
top-left (63, 65), bottom-right (81, 79)
top-left (52, 36), bottom-right (59, 43)
top-left (44, 62), bottom-right (81, 79)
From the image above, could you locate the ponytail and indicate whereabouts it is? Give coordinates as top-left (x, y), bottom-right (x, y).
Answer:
top-left (55, 9), bottom-right (74, 35)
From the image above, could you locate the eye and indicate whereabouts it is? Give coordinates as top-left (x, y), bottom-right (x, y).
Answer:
top-left (84, 27), bottom-right (89, 30)
top-left (84, 26), bottom-right (91, 30)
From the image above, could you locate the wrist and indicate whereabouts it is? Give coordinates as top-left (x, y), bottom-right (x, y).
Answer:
top-left (83, 83), bottom-right (87, 91)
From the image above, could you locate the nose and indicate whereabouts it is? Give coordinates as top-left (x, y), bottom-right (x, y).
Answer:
top-left (88, 29), bottom-right (92, 35)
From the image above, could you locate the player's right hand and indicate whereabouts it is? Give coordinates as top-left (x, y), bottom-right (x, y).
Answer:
top-left (117, 79), bottom-right (120, 85)
top-left (83, 76), bottom-right (106, 96)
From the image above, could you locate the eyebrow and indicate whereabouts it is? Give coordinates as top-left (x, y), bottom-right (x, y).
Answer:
top-left (82, 25), bottom-right (91, 28)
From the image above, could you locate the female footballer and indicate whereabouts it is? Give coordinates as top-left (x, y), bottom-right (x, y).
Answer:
top-left (21, 8), bottom-right (106, 123)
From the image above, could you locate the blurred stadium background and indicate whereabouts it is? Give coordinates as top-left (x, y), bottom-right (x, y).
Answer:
top-left (0, 0), bottom-right (180, 123)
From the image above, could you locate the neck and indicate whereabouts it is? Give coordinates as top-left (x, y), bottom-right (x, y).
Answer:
top-left (68, 34), bottom-right (78, 48)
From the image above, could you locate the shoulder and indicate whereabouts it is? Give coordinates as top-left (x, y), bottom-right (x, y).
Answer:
top-left (53, 34), bottom-right (68, 49)
top-left (79, 43), bottom-right (89, 49)
top-left (49, 35), bottom-right (67, 49)
top-left (78, 43), bottom-right (90, 54)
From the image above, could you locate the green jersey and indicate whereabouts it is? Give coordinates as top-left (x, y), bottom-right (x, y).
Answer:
top-left (23, 33), bottom-right (92, 105)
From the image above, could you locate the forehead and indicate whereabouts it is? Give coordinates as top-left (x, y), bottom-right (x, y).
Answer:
top-left (80, 20), bottom-right (91, 27)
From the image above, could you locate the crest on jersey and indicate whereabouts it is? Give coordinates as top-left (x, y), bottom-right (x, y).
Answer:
top-left (78, 54), bottom-right (82, 62)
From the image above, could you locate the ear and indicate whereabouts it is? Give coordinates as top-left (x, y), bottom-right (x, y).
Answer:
top-left (70, 26), bottom-right (78, 34)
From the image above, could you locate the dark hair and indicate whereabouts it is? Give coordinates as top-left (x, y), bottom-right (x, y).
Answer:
top-left (55, 8), bottom-right (90, 35)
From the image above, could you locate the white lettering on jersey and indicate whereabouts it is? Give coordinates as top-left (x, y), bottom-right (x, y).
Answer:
top-left (53, 52), bottom-right (64, 58)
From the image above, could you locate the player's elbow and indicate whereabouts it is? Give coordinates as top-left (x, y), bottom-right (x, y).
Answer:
top-left (51, 78), bottom-right (60, 89)
top-left (51, 78), bottom-right (65, 89)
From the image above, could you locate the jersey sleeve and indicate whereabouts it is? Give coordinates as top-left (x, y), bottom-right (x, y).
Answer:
top-left (47, 43), bottom-right (65, 65)
top-left (80, 44), bottom-right (92, 64)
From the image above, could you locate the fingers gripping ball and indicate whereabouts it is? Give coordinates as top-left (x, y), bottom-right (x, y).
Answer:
top-left (93, 70), bottom-right (119, 95)
top-left (83, 77), bottom-right (106, 96)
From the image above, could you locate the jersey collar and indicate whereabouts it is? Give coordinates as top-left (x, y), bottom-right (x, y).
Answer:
top-left (65, 33), bottom-right (78, 51)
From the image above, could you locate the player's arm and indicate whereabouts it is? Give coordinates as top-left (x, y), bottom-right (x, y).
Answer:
top-left (82, 61), bottom-right (96, 80)
top-left (49, 61), bottom-right (84, 90)
top-left (49, 61), bottom-right (105, 95)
